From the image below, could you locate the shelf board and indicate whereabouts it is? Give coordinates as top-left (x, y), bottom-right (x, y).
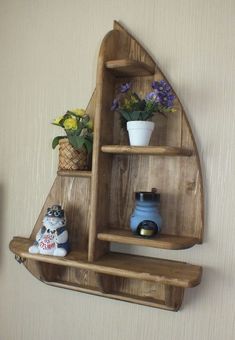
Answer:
top-left (10, 237), bottom-right (88, 264)
top-left (101, 145), bottom-right (192, 156)
top-left (105, 58), bottom-right (155, 77)
top-left (57, 170), bottom-right (92, 178)
top-left (10, 237), bottom-right (202, 288)
top-left (97, 229), bottom-right (200, 250)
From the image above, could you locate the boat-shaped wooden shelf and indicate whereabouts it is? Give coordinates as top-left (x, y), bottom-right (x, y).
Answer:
top-left (9, 21), bottom-right (204, 311)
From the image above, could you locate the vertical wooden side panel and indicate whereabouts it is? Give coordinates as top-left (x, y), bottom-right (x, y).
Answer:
top-left (88, 30), bottom-right (120, 261)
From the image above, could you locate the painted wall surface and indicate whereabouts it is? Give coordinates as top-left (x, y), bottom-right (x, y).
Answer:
top-left (0, 0), bottom-right (234, 339)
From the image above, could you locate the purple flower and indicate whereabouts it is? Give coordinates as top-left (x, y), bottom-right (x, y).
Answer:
top-left (145, 91), bottom-right (159, 103)
top-left (158, 92), bottom-right (175, 107)
top-left (111, 98), bottom-right (119, 111)
top-left (152, 80), bottom-right (175, 108)
top-left (152, 80), bottom-right (171, 92)
top-left (120, 82), bottom-right (131, 93)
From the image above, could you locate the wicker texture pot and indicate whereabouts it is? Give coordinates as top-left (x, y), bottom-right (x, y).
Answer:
top-left (58, 138), bottom-right (88, 170)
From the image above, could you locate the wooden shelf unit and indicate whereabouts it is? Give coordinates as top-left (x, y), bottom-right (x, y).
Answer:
top-left (9, 21), bottom-right (204, 311)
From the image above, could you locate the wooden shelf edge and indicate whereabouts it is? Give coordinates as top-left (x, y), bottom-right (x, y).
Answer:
top-left (97, 229), bottom-right (200, 250)
top-left (105, 58), bottom-right (155, 77)
top-left (57, 170), bottom-right (92, 178)
top-left (101, 145), bottom-right (192, 156)
top-left (9, 237), bottom-right (202, 288)
top-left (96, 253), bottom-right (202, 288)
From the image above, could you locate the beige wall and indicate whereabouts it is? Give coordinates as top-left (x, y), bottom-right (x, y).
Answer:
top-left (0, 0), bottom-right (235, 339)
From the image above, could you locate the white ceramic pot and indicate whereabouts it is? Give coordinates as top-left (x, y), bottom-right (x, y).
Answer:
top-left (127, 121), bottom-right (155, 146)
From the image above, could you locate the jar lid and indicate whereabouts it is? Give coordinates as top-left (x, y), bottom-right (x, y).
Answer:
top-left (135, 191), bottom-right (160, 202)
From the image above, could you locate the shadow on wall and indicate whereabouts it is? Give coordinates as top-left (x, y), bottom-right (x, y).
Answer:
top-left (183, 265), bottom-right (215, 311)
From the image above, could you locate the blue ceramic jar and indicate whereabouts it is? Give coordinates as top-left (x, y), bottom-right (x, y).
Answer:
top-left (130, 191), bottom-right (162, 237)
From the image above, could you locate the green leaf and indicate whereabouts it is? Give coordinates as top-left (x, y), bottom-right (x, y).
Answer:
top-left (68, 136), bottom-right (85, 150)
top-left (130, 111), bottom-right (142, 120)
top-left (51, 122), bottom-right (63, 127)
top-left (84, 139), bottom-right (92, 154)
top-left (119, 110), bottom-right (132, 121)
top-left (52, 136), bottom-right (65, 149)
top-left (140, 111), bottom-right (153, 120)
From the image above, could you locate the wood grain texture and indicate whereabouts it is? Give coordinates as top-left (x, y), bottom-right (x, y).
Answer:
top-left (8, 20), bottom-right (203, 312)
top-left (88, 21), bottom-right (203, 263)
top-left (95, 252), bottom-right (202, 288)
top-left (101, 145), bottom-right (192, 156)
top-left (97, 229), bottom-right (200, 249)
top-left (87, 21), bottom-right (203, 267)
top-left (43, 279), bottom-right (177, 311)
top-left (10, 237), bottom-right (202, 287)
top-left (30, 175), bottom-right (91, 252)
top-left (105, 59), bottom-right (155, 77)
top-left (1, 1), bottom-right (235, 338)
top-left (57, 170), bottom-right (92, 177)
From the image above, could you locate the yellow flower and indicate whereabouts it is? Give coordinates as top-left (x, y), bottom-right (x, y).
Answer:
top-left (70, 108), bottom-right (86, 117)
top-left (53, 116), bottom-right (63, 125)
top-left (63, 118), bottom-right (77, 130)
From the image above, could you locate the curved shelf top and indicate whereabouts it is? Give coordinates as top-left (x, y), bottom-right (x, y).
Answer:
top-left (97, 229), bottom-right (200, 250)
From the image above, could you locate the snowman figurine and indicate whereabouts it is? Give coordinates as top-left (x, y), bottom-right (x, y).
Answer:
top-left (29, 205), bottom-right (70, 256)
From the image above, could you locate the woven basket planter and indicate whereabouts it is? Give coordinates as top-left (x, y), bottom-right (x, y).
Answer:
top-left (58, 138), bottom-right (89, 170)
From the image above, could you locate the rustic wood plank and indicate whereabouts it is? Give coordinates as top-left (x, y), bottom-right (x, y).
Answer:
top-left (97, 229), bottom-right (200, 250)
top-left (105, 59), bottom-right (155, 77)
top-left (44, 280), bottom-right (176, 311)
top-left (10, 237), bottom-right (89, 264)
top-left (30, 175), bottom-right (91, 252)
top-left (113, 21), bottom-right (156, 69)
top-left (96, 253), bottom-right (202, 288)
top-left (23, 258), bottom-right (180, 311)
top-left (165, 285), bottom-right (184, 310)
top-left (101, 145), bottom-right (192, 156)
top-left (88, 29), bottom-right (120, 261)
top-left (24, 259), bottom-right (179, 311)
top-left (57, 170), bottom-right (92, 178)
top-left (10, 237), bottom-right (202, 288)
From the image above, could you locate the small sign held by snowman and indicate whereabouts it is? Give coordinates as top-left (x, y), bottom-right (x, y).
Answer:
top-left (29, 205), bottom-right (70, 256)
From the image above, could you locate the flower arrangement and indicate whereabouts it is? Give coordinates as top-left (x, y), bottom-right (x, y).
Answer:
top-left (111, 80), bottom-right (175, 127)
top-left (52, 109), bottom-right (93, 153)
